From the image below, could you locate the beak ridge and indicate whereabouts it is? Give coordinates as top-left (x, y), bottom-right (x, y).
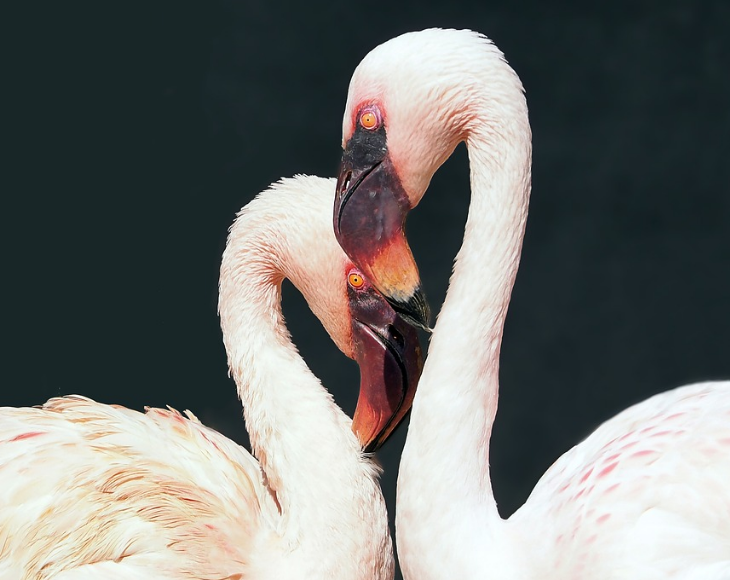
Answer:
top-left (349, 283), bottom-right (424, 452)
top-left (335, 153), bottom-right (429, 323)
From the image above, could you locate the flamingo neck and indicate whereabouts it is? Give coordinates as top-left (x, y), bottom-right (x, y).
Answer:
top-left (219, 246), bottom-right (391, 576)
top-left (397, 111), bottom-right (531, 577)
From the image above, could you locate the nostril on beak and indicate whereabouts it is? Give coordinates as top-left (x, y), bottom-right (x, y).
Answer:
top-left (387, 325), bottom-right (405, 349)
top-left (341, 171), bottom-right (352, 194)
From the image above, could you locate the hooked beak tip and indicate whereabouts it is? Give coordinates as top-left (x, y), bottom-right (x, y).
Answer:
top-left (389, 288), bottom-right (432, 333)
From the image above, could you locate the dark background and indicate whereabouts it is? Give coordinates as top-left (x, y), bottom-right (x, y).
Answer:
top-left (7, 2), bottom-right (730, 577)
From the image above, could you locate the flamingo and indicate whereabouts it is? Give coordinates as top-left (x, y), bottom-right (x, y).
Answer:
top-left (0, 175), bottom-right (422, 580)
top-left (332, 29), bottom-right (730, 579)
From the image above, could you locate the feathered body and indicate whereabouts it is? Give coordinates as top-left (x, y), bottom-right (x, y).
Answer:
top-left (0, 397), bottom-right (269, 579)
top-left (0, 176), bottom-right (397, 580)
top-left (512, 382), bottom-right (730, 579)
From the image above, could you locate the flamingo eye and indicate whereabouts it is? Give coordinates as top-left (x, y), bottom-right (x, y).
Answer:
top-left (359, 108), bottom-right (380, 130)
top-left (348, 271), bottom-right (365, 288)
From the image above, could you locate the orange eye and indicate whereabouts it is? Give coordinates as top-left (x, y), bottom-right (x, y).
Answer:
top-left (348, 272), bottom-right (365, 288)
top-left (360, 110), bottom-right (378, 130)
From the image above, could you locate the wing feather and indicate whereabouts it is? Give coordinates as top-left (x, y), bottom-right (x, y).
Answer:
top-left (0, 396), bottom-right (278, 579)
top-left (512, 382), bottom-right (730, 578)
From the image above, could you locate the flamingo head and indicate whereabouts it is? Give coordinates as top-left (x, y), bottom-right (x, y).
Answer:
top-left (256, 176), bottom-right (423, 452)
top-left (344, 265), bottom-right (423, 452)
top-left (297, 256), bottom-right (423, 453)
top-left (334, 29), bottom-right (521, 320)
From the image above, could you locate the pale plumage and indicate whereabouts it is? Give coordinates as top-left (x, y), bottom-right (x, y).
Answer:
top-left (0, 397), bottom-right (269, 579)
top-left (513, 382), bottom-right (730, 579)
top-left (0, 175), bottom-right (421, 580)
top-left (333, 29), bottom-right (730, 580)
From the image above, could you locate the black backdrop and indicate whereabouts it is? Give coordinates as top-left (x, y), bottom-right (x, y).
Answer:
top-left (7, 2), bottom-right (730, 577)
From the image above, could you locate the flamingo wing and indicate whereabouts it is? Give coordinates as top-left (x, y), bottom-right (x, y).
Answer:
top-left (0, 395), bottom-right (278, 579)
top-left (512, 382), bottom-right (730, 578)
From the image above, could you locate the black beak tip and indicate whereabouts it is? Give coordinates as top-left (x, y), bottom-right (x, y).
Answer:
top-left (363, 439), bottom-right (380, 454)
top-left (390, 288), bottom-right (432, 333)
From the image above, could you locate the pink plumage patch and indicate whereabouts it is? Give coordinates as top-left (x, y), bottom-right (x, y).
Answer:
top-left (630, 449), bottom-right (657, 459)
top-left (578, 467), bottom-right (593, 484)
top-left (597, 462), bottom-right (619, 479)
top-left (9, 431), bottom-right (45, 442)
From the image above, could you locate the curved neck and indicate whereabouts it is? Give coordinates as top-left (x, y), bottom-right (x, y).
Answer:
top-left (397, 106), bottom-right (531, 577)
top-left (218, 239), bottom-right (383, 546)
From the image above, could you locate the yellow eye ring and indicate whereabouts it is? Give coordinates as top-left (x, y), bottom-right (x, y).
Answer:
top-left (360, 110), bottom-right (379, 130)
top-left (348, 272), bottom-right (365, 288)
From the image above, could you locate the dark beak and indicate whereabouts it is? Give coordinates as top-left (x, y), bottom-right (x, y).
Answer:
top-left (349, 284), bottom-right (424, 452)
top-left (334, 136), bottom-right (431, 331)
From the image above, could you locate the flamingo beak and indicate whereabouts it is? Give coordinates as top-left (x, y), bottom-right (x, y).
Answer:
top-left (349, 284), bottom-right (423, 452)
top-left (335, 135), bottom-right (431, 331)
